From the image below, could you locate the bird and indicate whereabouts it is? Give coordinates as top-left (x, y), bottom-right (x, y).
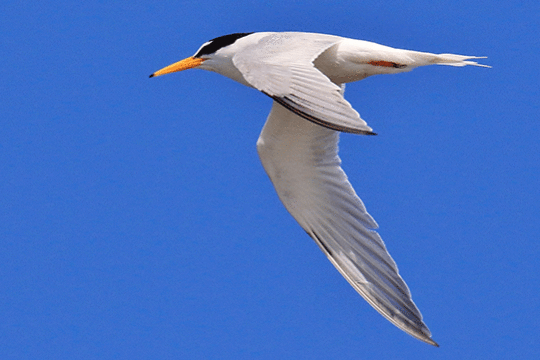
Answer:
top-left (150, 31), bottom-right (489, 346)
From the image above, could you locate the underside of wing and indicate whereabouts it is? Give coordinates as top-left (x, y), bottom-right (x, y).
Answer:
top-left (233, 32), bottom-right (375, 135)
top-left (256, 101), bottom-right (437, 346)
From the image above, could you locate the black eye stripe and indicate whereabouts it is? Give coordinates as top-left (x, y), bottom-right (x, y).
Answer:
top-left (194, 32), bottom-right (254, 58)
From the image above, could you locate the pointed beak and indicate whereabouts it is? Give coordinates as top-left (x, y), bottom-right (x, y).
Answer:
top-left (149, 56), bottom-right (205, 78)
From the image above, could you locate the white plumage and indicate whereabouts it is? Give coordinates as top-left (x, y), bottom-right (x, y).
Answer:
top-left (150, 31), bottom-right (488, 346)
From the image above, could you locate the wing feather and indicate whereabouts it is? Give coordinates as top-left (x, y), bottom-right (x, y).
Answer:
top-left (233, 33), bottom-right (375, 135)
top-left (256, 101), bottom-right (438, 346)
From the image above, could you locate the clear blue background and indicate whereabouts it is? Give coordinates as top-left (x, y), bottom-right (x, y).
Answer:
top-left (1, 1), bottom-right (538, 359)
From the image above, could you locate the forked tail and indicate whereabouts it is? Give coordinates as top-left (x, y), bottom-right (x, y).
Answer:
top-left (434, 54), bottom-right (490, 68)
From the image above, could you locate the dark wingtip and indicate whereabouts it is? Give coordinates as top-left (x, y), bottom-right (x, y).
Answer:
top-left (429, 338), bottom-right (440, 347)
top-left (268, 93), bottom-right (381, 136)
top-left (149, 74), bottom-right (155, 78)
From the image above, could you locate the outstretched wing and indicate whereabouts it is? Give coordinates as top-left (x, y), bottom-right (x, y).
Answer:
top-left (233, 32), bottom-right (374, 135)
top-left (256, 100), bottom-right (438, 346)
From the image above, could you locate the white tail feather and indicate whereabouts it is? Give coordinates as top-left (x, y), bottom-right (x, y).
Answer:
top-left (435, 54), bottom-right (491, 68)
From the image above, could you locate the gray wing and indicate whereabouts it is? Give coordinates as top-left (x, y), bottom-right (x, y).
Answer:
top-left (256, 100), bottom-right (438, 346)
top-left (233, 32), bottom-right (374, 135)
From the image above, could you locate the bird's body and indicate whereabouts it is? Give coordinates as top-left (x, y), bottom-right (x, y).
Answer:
top-left (150, 31), bottom-right (488, 346)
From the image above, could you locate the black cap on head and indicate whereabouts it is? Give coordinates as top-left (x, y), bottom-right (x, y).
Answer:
top-left (194, 32), bottom-right (254, 58)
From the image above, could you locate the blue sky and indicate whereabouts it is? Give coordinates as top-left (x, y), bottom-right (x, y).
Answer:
top-left (1, 1), bottom-right (539, 359)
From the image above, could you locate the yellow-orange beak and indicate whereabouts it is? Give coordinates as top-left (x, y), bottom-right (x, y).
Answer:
top-left (149, 56), bottom-right (205, 78)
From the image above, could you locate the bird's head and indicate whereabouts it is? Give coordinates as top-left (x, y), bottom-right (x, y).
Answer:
top-left (149, 32), bottom-right (254, 78)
